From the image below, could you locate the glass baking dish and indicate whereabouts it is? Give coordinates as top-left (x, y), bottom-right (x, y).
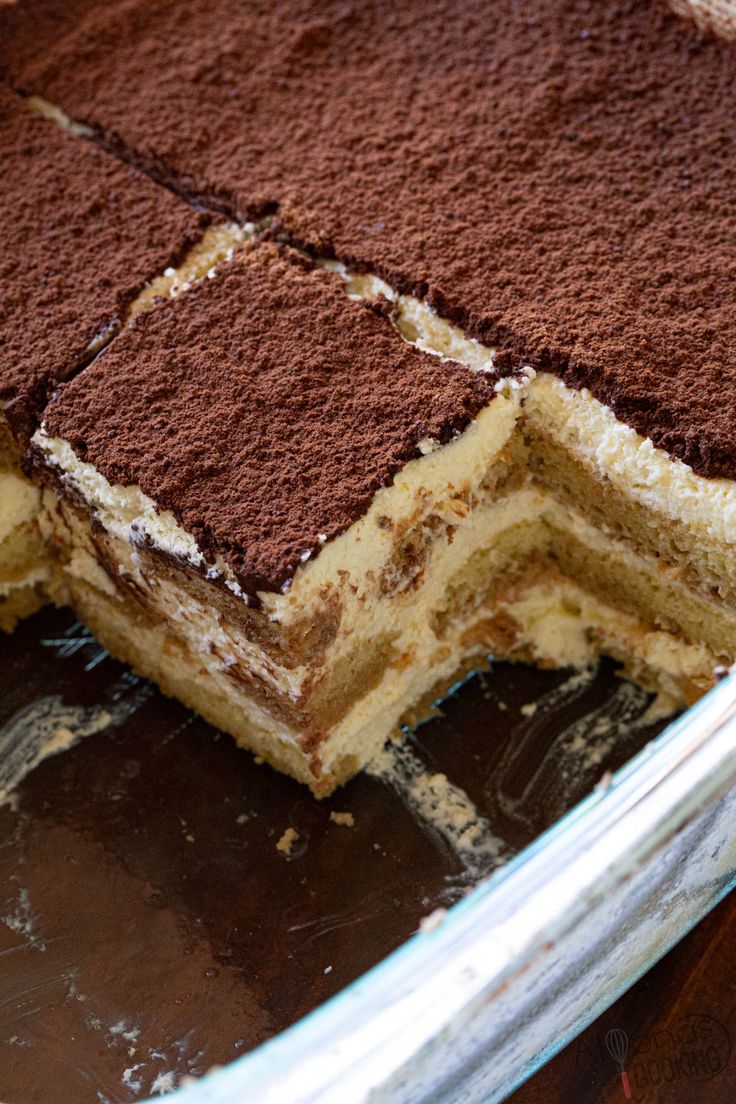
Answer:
top-left (168, 671), bottom-right (736, 1104)
top-left (2, 610), bottom-right (735, 1104)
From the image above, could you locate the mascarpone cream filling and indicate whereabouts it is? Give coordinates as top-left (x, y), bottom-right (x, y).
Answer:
top-left (526, 373), bottom-right (736, 545)
top-left (322, 261), bottom-right (498, 372)
top-left (34, 387), bottom-right (523, 617)
top-left (332, 256), bottom-right (736, 549)
top-left (34, 434), bottom-right (246, 597)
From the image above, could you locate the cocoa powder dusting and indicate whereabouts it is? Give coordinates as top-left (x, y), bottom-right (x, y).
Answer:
top-left (41, 244), bottom-right (499, 595)
top-left (3, 1), bottom-right (736, 476)
top-left (0, 85), bottom-right (208, 429)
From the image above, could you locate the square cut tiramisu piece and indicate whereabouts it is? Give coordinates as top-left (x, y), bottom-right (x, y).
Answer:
top-left (29, 240), bottom-right (736, 794)
top-left (0, 85), bottom-right (242, 630)
top-left (32, 243), bottom-right (533, 794)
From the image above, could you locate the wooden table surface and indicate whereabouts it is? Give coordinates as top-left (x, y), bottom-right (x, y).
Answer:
top-left (509, 890), bottom-right (736, 1103)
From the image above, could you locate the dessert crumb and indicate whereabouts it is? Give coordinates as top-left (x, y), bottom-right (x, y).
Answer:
top-left (329, 811), bottom-right (354, 827)
top-left (419, 908), bottom-right (447, 934)
top-left (594, 770), bottom-right (614, 792)
top-left (276, 827), bottom-right (299, 855)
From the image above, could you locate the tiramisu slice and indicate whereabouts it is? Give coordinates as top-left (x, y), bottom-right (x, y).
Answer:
top-left (32, 243), bottom-right (529, 794)
top-left (0, 87), bottom-right (240, 629)
top-left (517, 375), bottom-right (736, 706)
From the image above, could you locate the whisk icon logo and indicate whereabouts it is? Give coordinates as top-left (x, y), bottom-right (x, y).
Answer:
top-left (605, 1028), bottom-right (633, 1099)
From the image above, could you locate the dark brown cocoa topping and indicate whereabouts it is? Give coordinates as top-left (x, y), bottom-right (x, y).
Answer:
top-left (41, 244), bottom-right (499, 596)
top-left (0, 86), bottom-right (208, 432)
top-left (3, 1), bottom-right (736, 477)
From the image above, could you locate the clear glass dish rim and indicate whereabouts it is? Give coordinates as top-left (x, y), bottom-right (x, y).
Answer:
top-left (166, 671), bottom-right (736, 1104)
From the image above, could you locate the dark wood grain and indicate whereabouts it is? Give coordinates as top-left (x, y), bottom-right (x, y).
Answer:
top-left (510, 890), bottom-right (736, 1104)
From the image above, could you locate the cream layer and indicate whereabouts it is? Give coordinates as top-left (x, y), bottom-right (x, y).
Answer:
top-left (336, 263), bottom-right (736, 555)
top-left (496, 575), bottom-right (716, 717)
top-left (525, 373), bottom-right (736, 547)
top-left (80, 221), bottom-right (250, 362)
top-left (517, 499), bottom-right (732, 700)
top-left (0, 441), bottom-right (50, 606)
top-left (128, 222), bottom-right (252, 319)
top-left (323, 263), bottom-right (498, 372)
top-left (35, 386), bottom-right (522, 613)
top-left (38, 390), bottom-right (528, 786)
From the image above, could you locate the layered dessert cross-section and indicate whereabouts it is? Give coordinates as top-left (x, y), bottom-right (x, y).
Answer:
top-left (31, 243), bottom-right (532, 794)
top-left (0, 85), bottom-right (243, 629)
top-left (3, 0), bottom-right (736, 793)
top-left (29, 235), bottom-right (736, 793)
top-left (340, 270), bottom-right (736, 710)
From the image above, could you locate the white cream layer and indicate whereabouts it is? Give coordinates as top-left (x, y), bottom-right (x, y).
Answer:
top-left (322, 261), bottom-right (498, 372)
top-left (526, 373), bottom-right (736, 545)
top-left (34, 435), bottom-right (245, 597)
top-left (34, 388), bottom-right (523, 616)
top-left (36, 355), bottom-right (736, 621)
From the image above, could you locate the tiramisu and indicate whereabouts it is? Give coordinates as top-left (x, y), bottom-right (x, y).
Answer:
top-left (32, 243), bottom-right (527, 793)
top-left (0, 85), bottom-right (241, 628)
top-left (2, 0), bottom-right (736, 790)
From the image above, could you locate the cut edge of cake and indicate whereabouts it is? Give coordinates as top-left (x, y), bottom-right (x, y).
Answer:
top-left (22, 241), bottom-right (736, 793)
